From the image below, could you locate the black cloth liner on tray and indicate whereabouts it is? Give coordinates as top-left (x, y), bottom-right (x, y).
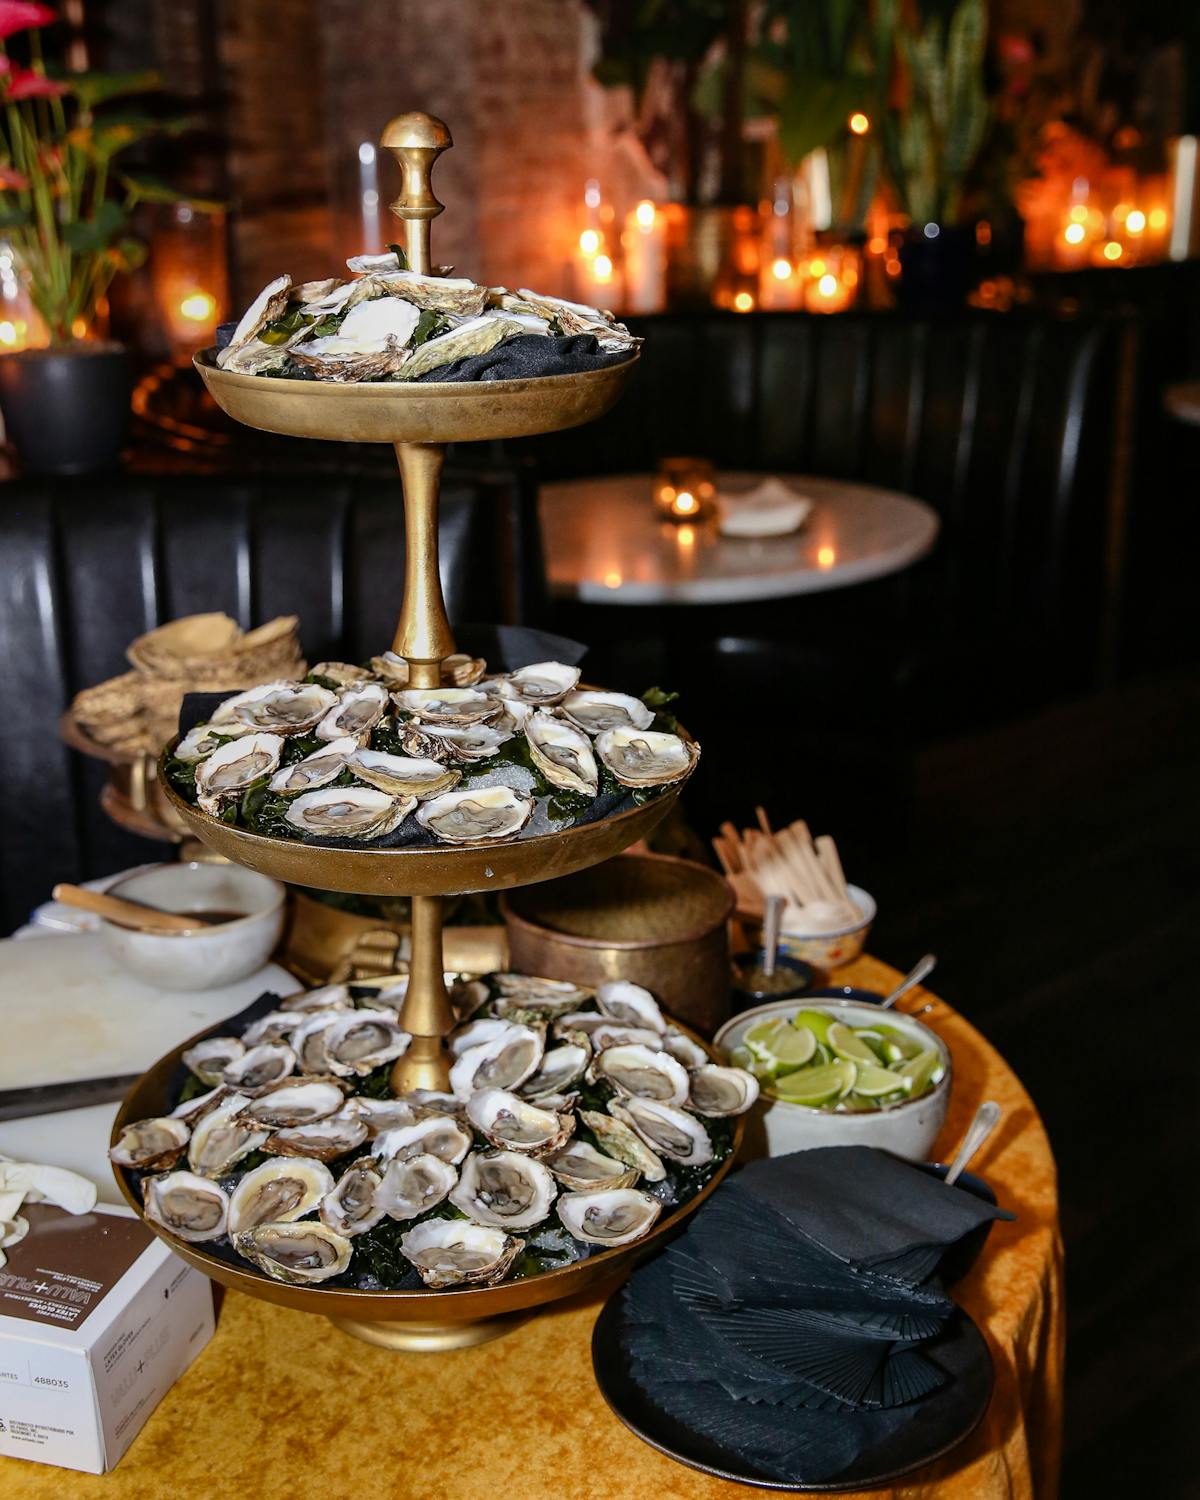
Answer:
top-left (617, 1146), bottom-right (1012, 1487)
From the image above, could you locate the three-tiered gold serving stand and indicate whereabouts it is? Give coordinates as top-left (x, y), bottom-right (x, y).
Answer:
top-left (115, 113), bottom-right (735, 1351)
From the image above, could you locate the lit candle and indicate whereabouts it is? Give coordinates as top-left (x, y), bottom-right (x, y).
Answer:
top-left (622, 200), bottom-right (665, 314)
top-left (358, 142), bottom-right (382, 255)
top-left (654, 458), bottom-right (717, 524)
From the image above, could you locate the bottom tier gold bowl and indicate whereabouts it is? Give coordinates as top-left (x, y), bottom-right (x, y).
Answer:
top-left (111, 1019), bottom-right (742, 1352)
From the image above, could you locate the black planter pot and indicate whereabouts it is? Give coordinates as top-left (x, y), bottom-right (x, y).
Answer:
top-left (0, 343), bottom-right (131, 474)
top-left (895, 224), bottom-right (977, 315)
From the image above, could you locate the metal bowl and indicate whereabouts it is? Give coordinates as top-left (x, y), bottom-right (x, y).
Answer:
top-left (110, 1011), bottom-right (741, 1350)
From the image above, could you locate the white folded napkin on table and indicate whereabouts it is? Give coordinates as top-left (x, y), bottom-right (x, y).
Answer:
top-left (718, 476), bottom-right (814, 538)
top-left (0, 1155), bottom-right (98, 1267)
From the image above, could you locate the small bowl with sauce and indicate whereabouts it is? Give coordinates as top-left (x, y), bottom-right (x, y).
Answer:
top-left (731, 950), bottom-right (815, 1013)
top-left (100, 862), bottom-right (286, 991)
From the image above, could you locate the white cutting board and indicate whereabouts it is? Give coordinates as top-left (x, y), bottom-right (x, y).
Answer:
top-left (0, 933), bottom-right (299, 1090)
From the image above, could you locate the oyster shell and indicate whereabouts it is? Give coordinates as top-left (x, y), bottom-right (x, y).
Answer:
top-left (688, 1064), bottom-right (760, 1117)
top-left (585, 1023), bottom-right (665, 1053)
top-left (182, 1036), bottom-right (244, 1085)
top-left (494, 288), bottom-right (637, 351)
top-left (594, 727), bottom-right (698, 788)
top-left (284, 786), bottom-right (413, 839)
top-left (493, 974), bottom-right (593, 1006)
top-left (661, 1028), bottom-right (709, 1070)
top-left (291, 295), bottom-right (420, 382)
top-left (320, 1162), bottom-right (385, 1236)
top-left (560, 690), bottom-right (654, 736)
top-left (268, 736), bottom-right (358, 794)
top-left (240, 1012), bottom-right (302, 1047)
top-left (348, 749), bottom-right (460, 799)
top-left (399, 1219), bottom-right (522, 1289)
top-left (544, 1140), bottom-right (638, 1192)
top-left (488, 661), bottom-right (580, 706)
top-left (578, 1108), bottom-right (667, 1183)
top-left (188, 1093), bottom-right (270, 1177)
top-left (378, 269), bottom-right (489, 317)
top-left (222, 1043), bottom-right (296, 1092)
top-left (322, 1010), bottom-right (410, 1076)
top-left (595, 979), bottom-right (667, 1034)
top-left (193, 733), bottom-right (284, 811)
top-left (589, 1045), bottom-right (690, 1105)
top-left (280, 983), bottom-right (352, 1013)
top-left (609, 1097), bottom-right (714, 1166)
top-left (291, 1013), bottom-right (341, 1074)
top-left (394, 687), bottom-right (499, 725)
top-left (519, 1040), bottom-right (590, 1098)
top-left (449, 1149), bottom-right (556, 1230)
top-left (266, 1110), bottom-right (369, 1162)
top-left (175, 724), bottom-right (230, 761)
top-left (416, 786), bottom-right (533, 845)
top-left (228, 1157), bottom-right (334, 1234)
top-left (109, 1116), bottom-right (189, 1171)
top-left (169, 1083), bottom-right (229, 1126)
top-left (216, 273), bottom-right (291, 369)
top-left (369, 651), bottom-right (486, 688)
top-left (557, 1187), bottom-right (662, 1247)
top-left (524, 710), bottom-right (598, 796)
top-left (466, 1089), bottom-right (574, 1155)
top-left (374, 1152), bottom-right (458, 1221)
top-left (449, 1023), bottom-right (544, 1099)
top-left (373, 1115), bottom-right (472, 1167)
top-left (240, 1079), bottom-right (345, 1127)
top-left (144, 1171), bottom-right (229, 1242)
top-left (397, 313), bottom-right (536, 381)
top-left (449, 1017), bottom-right (523, 1057)
top-left (309, 661), bottom-right (370, 688)
top-left (342, 1096), bottom-right (420, 1135)
top-left (232, 683), bottom-right (337, 734)
top-left (410, 723), bottom-right (514, 762)
top-left (315, 681), bottom-right (390, 742)
top-left (233, 1221), bottom-right (352, 1283)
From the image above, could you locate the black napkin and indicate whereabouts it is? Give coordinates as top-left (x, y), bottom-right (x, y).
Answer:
top-left (413, 332), bottom-right (632, 383)
top-left (617, 1146), bottom-right (1012, 1486)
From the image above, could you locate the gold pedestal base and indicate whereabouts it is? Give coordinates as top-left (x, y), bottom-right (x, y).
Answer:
top-left (328, 1312), bottom-right (529, 1351)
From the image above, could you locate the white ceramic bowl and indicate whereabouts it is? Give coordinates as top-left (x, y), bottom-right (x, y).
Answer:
top-left (99, 863), bottom-right (286, 992)
top-left (714, 998), bottom-right (951, 1162)
top-left (774, 883), bottom-right (876, 972)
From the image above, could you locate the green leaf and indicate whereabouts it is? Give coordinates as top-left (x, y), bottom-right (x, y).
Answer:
top-left (777, 71), bottom-right (870, 164)
top-left (64, 70), bottom-right (161, 109)
top-left (119, 172), bottom-right (224, 212)
top-left (386, 242), bottom-right (409, 270)
top-left (62, 199), bottom-right (128, 253)
top-left (0, 207), bottom-right (33, 229)
top-left (107, 237), bottom-right (148, 272)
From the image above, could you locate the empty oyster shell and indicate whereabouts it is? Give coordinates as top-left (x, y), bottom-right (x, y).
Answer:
top-left (449, 1023), bottom-right (544, 1099)
top-left (144, 1171), bottom-right (229, 1243)
top-left (320, 1162), bottom-right (385, 1236)
top-left (466, 1089), bottom-right (574, 1155)
top-left (193, 733), bottom-right (284, 810)
top-left (544, 1140), bottom-right (639, 1192)
top-left (349, 749), bottom-right (460, 799)
top-left (594, 727), bottom-right (699, 788)
top-left (524, 710), bottom-right (598, 796)
top-left (596, 980), bottom-right (667, 1034)
top-left (322, 1010), bottom-right (411, 1076)
top-left (232, 682), bottom-right (337, 734)
top-left (579, 1108), bottom-right (667, 1182)
top-left (308, 661), bottom-right (371, 688)
top-left (397, 313), bottom-right (535, 381)
top-left (233, 1221), bottom-right (352, 1284)
top-left (410, 723), bottom-right (514, 761)
top-left (228, 1157), bottom-right (334, 1234)
top-left (315, 681), bottom-right (390, 742)
top-left (284, 786), bottom-right (414, 839)
top-left (269, 736), bottom-right (358, 794)
top-left (687, 1064), bottom-right (760, 1117)
top-left (661, 1028), bottom-right (709, 1070)
top-left (394, 687), bottom-right (499, 725)
top-left (188, 1093), bottom-right (270, 1177)
top-left (169, 1083), bottom-right (229, 1126)
top-left (494, 287), bottom-right (636, 347)
top-left (216, 273), bottom-right (291, 368)
top-left (609, 1097), bottom-right (714, 1165)
top-left (240, 1079), bottom-right (345, 1127)
top-left (374, 1152), bottom-right (458, 1221)
top-left (266, 1109), bottom-right (369, 1162)
top-left (183, 1036), bottom-right (245, 1085)
top-left (342, 1096), bottom-right (419, 1135)
top-left (399, 1219), bottom-right (522, 1289)
top-left (241, 1011), bottom-right (301, 1046)
top-left (373, 1115), bottom-right (472, 1167)
top-left (109, 1116), bottom-right (189, 1171)
top-left (291, 1013), bottom-right (341, 1074)
top-left (487, 661), bottom-right (580, 706)
top-left (280, 983), bottom-right (353, 1013)
top-left (449, 1149), bottom-right (556, 1230)
top-left (557, 1187), bottom-right (661, 1247)
top-left (416, 786), bottom-right (533, 845)
top-left (560, 690), bottom-right (655, 736)
top-left (222, 1043), bottom-right (296, 1092)
top-left (589, 1045), bottom-right (690, 1106)
top-left (520, 1041), bottom-right (591, 1098)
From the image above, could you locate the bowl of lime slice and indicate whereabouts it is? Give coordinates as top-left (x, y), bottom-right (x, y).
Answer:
top-left (713, 999), bottom-right (951, 1161)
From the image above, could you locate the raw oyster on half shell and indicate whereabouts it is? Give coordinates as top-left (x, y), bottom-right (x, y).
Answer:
top-left (399, 1219), bottom-right (522, 1289)
top-left (233, 1221), bottom-right (352, 1284)
top-left (374, 1152), bottom-right (458, 1221)
top-left (560, 690), bottom-right (654, 736)
top-left (284, 786), bottom-right (413, 839)
top-left (144, 1171), bottom-right (229, 1243)
top-left (109, 1117), bottom-right (189, 1171)
top-left (594, 727), bottom-right (698, 788)
top-left (415, 786), bottom-right (533, 844)
top-left (557, 1187), bottom-right (661, 1247)
top-left (227, 1158), bottom-right (334, 1234)
top-left (524, 710), bottom-right (598, 796)
top-left (449, 1149), bottom-right (556, 1230)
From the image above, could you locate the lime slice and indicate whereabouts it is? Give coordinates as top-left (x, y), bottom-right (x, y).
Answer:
top-left (827, 1022), bottom-right (881, 1065)
top-left (746, 1023), bottom-right (817, 1076)
top-left (852, 1062), bottom-right (912, 1098)
top-left (772, 1059), bottom-right (857, 1106)
top-left (728, 1045), bottom-right (756, 1072)
top-left (895, 1048), bottom-right (942, 1095)
top-left (792, 1009), bottom-right (833, 1045)
top-left (744, 1017), bottom-right (791, 1057)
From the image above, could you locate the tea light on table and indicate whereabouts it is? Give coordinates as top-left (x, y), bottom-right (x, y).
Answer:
top-left (653, 457), bottom-right (717, 524)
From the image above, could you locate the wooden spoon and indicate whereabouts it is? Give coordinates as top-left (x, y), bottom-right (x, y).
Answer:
top-left (51, 884), bottom-right (220, 934)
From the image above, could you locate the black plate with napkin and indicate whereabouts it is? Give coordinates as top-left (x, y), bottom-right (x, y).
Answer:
top-left (593, 1146), bottom-right (1013, 1491)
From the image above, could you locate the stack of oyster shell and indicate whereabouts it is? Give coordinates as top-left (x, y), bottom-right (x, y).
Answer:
top-left (217, 250), bottom-right (638, 384)
top-left (172, 657), bottom-right (699, 845)
top-left (109, 975), bottom-right (757, 1291)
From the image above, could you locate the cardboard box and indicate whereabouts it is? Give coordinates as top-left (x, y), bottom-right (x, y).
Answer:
top-left (0, 1200), bottom-right (214, 1473)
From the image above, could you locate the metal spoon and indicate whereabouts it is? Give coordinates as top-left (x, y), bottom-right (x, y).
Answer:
top-left (761, 894), bottom-right (785, 979)
top-left (944, 1101), bottom-right (1001, 1186)
top-left (879, 953), bottom-right (937, 1010)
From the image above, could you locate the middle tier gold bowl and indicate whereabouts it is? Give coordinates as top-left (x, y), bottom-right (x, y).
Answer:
top-left (111, 1013), bottom-right (742, 1353)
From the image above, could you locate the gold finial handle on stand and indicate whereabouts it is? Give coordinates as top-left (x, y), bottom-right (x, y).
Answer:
top-left (380, 111), bottom-right (452, 276)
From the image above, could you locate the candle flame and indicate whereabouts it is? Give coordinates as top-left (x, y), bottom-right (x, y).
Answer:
top-left (1103, 241), bottom-right (1122, 261)
top-left (634, 200), bottom-right (655, 229)
top-left (817, 545), bottom-right (836, 569)
top-left (673, 490), bottom-right (699, 516)
top-left (817, 273), bottom-right (838, 297)
top-left (603, 569), bottom-right (622, 589)
top-left (180, 291), bottom-right (216, 322)
top-left (848, 112), bottom-right (869, 135)
top-left (676, 524), bottom-right (696, 547)
top-left (1064, 223), bottom-right (1086, 245)
top-left (772, 257), bottom-right (792, 281)
top-left (1125, 209), bottom-right (1146, 235)
top-left (579, 228), bottom-right (601, 257)
top-left (733, 291), bottom-right (754, 312)
top-left (593, 253), bottom-right (613, 282)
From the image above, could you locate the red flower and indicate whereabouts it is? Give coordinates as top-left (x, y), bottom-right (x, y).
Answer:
top-left (1, 63), bottom-right (66, 99)
top-left (0, 164), bottom-right (28, 189)
top-left (0, 2), bottom-right (56, 41)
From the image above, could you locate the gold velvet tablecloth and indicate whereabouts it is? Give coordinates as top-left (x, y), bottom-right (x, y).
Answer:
top-left (2, 955), bottom-right (1063, 1500)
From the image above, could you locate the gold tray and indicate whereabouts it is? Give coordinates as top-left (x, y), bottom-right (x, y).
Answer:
top-left (111, 1014), bottom-right (741, 1350)
top-left (195, 349), bottom-right (639, 445)
top-left (159, 732), bottom-right (696, 897)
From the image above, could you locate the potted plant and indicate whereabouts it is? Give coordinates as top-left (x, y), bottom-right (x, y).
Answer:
top-left (0, 1), bottom-right (216, 473)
